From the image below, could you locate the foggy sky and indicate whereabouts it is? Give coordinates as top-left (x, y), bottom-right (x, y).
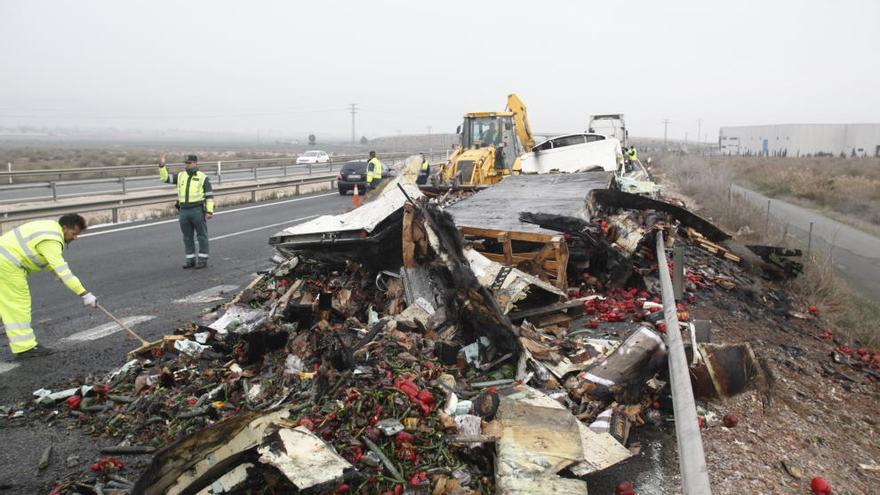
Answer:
top-left (2, 0), bottom-right (878, 141)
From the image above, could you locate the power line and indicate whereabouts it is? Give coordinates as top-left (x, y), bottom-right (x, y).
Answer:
top-left (348, 103), bottom-right (359, 144)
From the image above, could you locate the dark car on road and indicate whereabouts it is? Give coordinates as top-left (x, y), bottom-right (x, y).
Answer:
top-left (336, 160), bottom-right (396, 195)
top-left (337, 160), bottom-right (368, 195)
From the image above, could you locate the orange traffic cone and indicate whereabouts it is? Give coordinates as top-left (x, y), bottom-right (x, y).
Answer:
top-left (352, 184), bottom-right (360, 207)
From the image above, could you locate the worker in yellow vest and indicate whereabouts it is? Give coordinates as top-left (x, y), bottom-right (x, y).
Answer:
top-left (159, 154), bottom-right (215, 268)
top-left (366, 151), bottom-right (384, 189)
top-left (416, 153), bottom-right (430, 185)
top-left (0, 214), bottom-right (96, 357)
top-left (625, 146), bottom-right (638, 164)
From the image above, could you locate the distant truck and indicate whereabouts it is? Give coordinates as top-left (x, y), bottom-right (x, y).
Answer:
top-left (588, 114), bottom-right (627, 147)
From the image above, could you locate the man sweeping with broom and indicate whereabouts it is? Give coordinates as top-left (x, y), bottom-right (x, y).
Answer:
top-left (0, 214), bottom-right (97, 358)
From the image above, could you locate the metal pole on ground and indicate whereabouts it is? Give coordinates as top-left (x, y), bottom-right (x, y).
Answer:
top-left (656, 231), bottom-right (712, 495)
top-left (6, 162), bottom-right (11, 184)
top-left (764, 199), bottom-right (771, 241)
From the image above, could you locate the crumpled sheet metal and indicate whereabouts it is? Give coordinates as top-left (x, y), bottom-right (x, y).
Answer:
top-left (495, 386), bottom-right (586, 493)
top-left (134, 407), bottom-right (291, 495)
top-left (464, 247), bottom-right (565, 314)
top-left (583, 326), bottom-right (667, 389)
top-left (208, 304), bottom-right (267, 335)
top-left (269, 176), bottom-right (423, 242)
top-left (257, 426), bottom-right (353, 490)
top-left (495, 385), bottom-right (632, 493)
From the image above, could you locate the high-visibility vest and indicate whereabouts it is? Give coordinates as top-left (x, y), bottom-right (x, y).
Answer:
top-left (420, 160), bottom-right (429, 172)
top-left (160, 168), bottom-right (215, 212)
top-left (367, 157), bottom-right (383, 182)
top-left (0, 220), bottom-right (85, 294)
top-left (626, 148), bottom-right (638, 161)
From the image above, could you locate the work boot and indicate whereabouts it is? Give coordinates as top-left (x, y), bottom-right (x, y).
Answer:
top-left (182, 259), bottom-right (196, 269)
top-left (14, 345), bottom-right (55, 359)
top-left (195, 258), bottom-right (208, 269)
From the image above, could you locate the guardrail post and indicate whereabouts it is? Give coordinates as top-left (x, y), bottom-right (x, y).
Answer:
top-left (283, 164), bottom-right (288, 177)
top-left (807, 221), bottom-right (814, 257)
top-left (308, 163), bottom-right (313, 175)
top-left (51, 181), bottom-right (58, 201)
top-left (251, 189), bottom-right (256, 202)
top-left (121, 176), bottom-right (127, 195)
top-left (112, 207), bottom-right (119, 224)
top-left (6, 162), bottom-right (11, 184)
top-left (253, 167), bottom-right (258, 181)
top-left (217, 161), bottom-right (222, 183)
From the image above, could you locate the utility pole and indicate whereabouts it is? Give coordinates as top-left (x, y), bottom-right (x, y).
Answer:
top-left (663, 118), bottom-right (670, 148)
top-left (348, 103), bottom-right (358, 144)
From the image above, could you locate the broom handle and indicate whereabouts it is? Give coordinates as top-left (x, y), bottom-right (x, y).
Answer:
top-left (96, 304), bottom-right (149, 346)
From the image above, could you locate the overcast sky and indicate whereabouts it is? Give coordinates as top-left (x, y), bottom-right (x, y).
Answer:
top-left (2, 0), bottom-right (878, 141)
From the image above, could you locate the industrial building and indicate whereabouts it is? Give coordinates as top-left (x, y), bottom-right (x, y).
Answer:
top-left (718, 124), bottom-right (880, 157)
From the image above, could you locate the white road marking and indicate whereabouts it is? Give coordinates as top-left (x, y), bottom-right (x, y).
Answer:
top-left (61, 315), bottom-right (155, 343)
top-left (174, 284), bottom-right (239, 304)
top-left (79, 192), bottom-right (337, 238)
top-left (0, 362), bottom-right (19, 374)
top-left (209, 215), bottom-right (318, 241)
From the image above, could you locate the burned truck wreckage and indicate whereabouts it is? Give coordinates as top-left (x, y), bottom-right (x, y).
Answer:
top-left (30, 159), bottom-right (820, 494)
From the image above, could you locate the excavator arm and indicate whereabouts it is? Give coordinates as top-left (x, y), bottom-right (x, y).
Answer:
top-left (506, 93), bottom-right (535, 152)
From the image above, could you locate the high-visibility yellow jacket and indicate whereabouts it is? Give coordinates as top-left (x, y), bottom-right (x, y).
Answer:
top-left (0, 220), bottom-right (86, 295)
top-left (159, 167), bottom-right (215, 213)
top-left (626, 148), bottom-right (638, 162)
top-left (420, 160), bottom-right (430, 172)
top-left (366, 157), bottom-right (383, 182)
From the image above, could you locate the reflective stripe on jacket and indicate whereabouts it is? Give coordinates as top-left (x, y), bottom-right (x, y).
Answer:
top-left (0, 220), bottom-right (86, 295)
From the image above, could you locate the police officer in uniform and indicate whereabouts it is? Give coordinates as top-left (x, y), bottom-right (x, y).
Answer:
top-left (159, 154), bottom-right (214, 268)
top-left (366, 151), bottom-right (384, 189)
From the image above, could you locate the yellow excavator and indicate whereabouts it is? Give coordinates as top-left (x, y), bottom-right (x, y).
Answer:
top-left (437, 94), bottom-right (535, 186)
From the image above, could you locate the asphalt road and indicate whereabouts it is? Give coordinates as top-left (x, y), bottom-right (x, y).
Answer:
top-left (0, 190), bottom-right (351, 399)
top-left (732, 184), bottom-right (880, 302)
top-left (0, 191), bottom-right (354, 492)
top-left (0, 163), bottom-right (339, 203)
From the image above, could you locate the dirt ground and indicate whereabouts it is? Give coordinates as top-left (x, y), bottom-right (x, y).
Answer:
top-left (656, 164), bottom-right (880, 493)
top-left (688, 281), bottom-right (880, 494)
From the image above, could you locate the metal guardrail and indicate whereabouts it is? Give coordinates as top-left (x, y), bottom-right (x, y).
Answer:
top-left (655, 231), bottom-right (712, 495)
top-left (0, 151), bottom-right (450, 203)
top-left (0, 150), bottom-right (448, 181)
top-left (0, 173), bottom-right (339, 230)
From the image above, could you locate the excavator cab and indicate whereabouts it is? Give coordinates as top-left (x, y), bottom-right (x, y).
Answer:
top-left (460, 114), bottom-right (522, 171)
top-left (438, 94), bottom-right (533, 186)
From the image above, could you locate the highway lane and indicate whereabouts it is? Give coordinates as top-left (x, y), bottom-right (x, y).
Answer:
top-left (0, 191), bottom-right (352, 402)
top-left (0, 163), bottom-right (339, 203)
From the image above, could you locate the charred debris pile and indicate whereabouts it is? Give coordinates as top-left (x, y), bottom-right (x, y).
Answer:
top-left (30, 172), bottom-right (814, 494)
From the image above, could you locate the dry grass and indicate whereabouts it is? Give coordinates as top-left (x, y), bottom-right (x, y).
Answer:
top-left (710, 155), bottom-right (880, 226)
top-left (653, 153), bottom-right (880, 346)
